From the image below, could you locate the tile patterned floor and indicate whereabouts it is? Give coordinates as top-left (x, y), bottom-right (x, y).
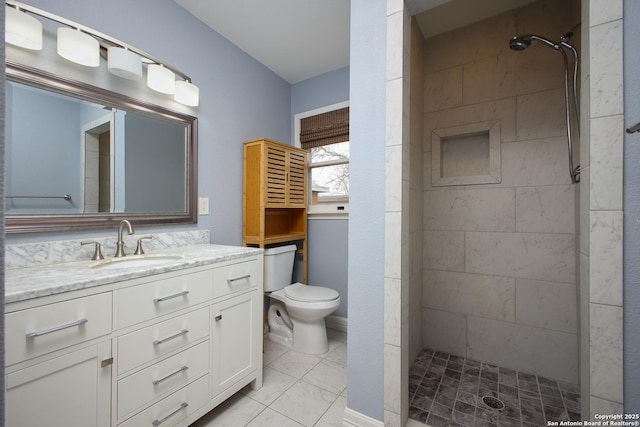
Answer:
top-left (190, 328), bottom-right (348, 427)
top-left (409, 348), bottom-right (581, 427)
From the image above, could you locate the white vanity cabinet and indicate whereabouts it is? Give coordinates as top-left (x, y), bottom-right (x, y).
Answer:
top-left (5, 292), bottom-right (113, 427)
top-left (112, 267), bottom-right (217, 427)
top-left (211, 259), bottom-right (261, 396)
top-left (5, 251), bottom-right (263, 427)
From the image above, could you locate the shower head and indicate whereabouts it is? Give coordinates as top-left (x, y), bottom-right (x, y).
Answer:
top-left (509, 35), bottom-right (532, 50)
top-left (509, 34), bottom-right (558, 51)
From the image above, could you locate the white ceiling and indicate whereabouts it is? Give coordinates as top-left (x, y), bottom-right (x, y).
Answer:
top-left (174, 0), bottom-right (537, 85)
top-left (174, 0), bottom-right (350, 84)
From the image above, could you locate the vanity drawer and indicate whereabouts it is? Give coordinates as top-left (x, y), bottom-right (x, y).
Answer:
top-left (5, 292), bottom-right (112, 366)
top-left (213, 259), bottom-right (259, 298)
top-left (117, 307), bottom-right (209, 375)
top-left (116, 269), bottom-right (213, 329)
top-left (117, 341), bottom-right (209, 419)
top-left (119, 374), bottom-right (209, 427)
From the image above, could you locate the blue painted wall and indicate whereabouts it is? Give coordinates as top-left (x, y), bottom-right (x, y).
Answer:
top-left (291, 66), bottom-right (350, 318)
top-left (1, 5), bottom-right (6, 424)
top-left (5, 0), bottom-right (291, 245)
top-left (347, 0), bottom-right (386, 421)
top-left (124, 114), bottom-right (186, 212)
top-left (307, 219), bottom-right (349, 318)
top-left (291, 66), bottom-right (350, 138)
top-left (6, 84), bottom-right (83, 212)
top-left (624, 0), bottom-right (640, 411)
top-left (2, 1), bottom-right (389, 422)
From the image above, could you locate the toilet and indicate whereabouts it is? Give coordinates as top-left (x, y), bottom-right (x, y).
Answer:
top-left (264, 245), bottom-right (340, 354)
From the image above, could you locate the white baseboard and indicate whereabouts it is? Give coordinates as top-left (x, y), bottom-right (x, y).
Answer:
top-left (343, 408), bottom-right (385, 427)
top-left (326, 315), bottom-right (348, 332)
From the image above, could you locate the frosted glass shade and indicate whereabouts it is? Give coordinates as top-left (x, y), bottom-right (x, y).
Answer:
top-left (175, 81), bottom-right (200, 106)
top-left (147, 64), bottom-right (175, 94)
top-left (57, 27), bottom-right (100, 67)
top-left (107, 47), bottom-right (142, 80)
top-left (6, 6), bottom-right (43, 50)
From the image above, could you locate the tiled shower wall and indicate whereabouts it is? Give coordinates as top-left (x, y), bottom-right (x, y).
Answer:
top-left (420, 0), bottom-right (580, 384)
top-left (409, 16), bottom-right (425, 366)
top-left (581, 0), bottom-right (625, 416)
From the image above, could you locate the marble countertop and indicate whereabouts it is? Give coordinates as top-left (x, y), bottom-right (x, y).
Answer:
top-left (5, 244), bottom-right (263, 304)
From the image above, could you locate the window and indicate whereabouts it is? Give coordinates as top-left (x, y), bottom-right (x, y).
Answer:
top-left (295, 101), bottom-right (349, 216)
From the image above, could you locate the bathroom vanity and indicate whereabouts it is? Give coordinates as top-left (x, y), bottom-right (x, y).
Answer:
top-left (4, 244), bottom-right (263, 427)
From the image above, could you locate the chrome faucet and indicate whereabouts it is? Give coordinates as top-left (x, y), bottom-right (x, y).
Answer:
top-left (115, 220), bottom-right (135, 257)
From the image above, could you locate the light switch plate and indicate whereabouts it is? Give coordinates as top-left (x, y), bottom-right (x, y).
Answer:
top-left (198, 197), bottom-right (209, 215)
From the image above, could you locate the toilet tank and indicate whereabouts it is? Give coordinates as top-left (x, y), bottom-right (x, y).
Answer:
top-left (263, 245), bottom-right (297, 292)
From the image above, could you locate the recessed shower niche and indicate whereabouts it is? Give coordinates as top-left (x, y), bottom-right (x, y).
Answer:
top-left (431, 121), bottom-right (501, 186)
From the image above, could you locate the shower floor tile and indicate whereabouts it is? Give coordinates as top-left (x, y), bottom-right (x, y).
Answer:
top-left (409, 348), bottom-right (581, 427)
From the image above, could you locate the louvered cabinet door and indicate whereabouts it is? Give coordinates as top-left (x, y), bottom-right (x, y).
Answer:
top-left (264, 142), bottom-right (307, 208)
top-left (265, 143), bottom-right (288, 206)
top-left (287, 148), bottom-right (307, 207)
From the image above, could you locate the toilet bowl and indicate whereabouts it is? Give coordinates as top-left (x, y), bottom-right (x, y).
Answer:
top-left (264, 245), bottom-right (341, 354)
top-left (267, 300), bottom-right (293, 347)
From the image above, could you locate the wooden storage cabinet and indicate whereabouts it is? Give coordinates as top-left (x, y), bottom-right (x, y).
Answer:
top-left (244, 138), bottom-right (308, 281)
top-left (244, 138), bottom-right (307, 208)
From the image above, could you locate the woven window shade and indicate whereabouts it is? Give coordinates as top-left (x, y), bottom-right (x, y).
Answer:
top-left (300, 107), bottom-right (349, 149)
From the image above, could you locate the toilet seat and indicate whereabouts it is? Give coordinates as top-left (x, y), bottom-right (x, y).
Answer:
top-left (284, 283), bottom-right (339, 303)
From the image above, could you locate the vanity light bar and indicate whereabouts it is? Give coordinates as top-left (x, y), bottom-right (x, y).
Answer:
top-left (5, 0), bottom-right (199, 106)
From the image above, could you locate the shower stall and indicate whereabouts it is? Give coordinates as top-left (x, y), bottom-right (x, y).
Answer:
top-left (406, 0), bottom-right (584, 424)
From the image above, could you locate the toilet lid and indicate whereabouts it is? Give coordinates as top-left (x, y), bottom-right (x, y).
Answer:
top-left (284, 283), bottom-right (339, 302)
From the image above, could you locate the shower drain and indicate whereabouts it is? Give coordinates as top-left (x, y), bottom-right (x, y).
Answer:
top-left (482, 396), bottom-right (505, 411)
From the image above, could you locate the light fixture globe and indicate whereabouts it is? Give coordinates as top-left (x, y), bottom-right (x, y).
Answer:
top-left (57, 27), bottom-right (100, 67)
top-left (147, 64), bottom-right (176, 95)
top-left (107, 47), bottom-right (142, 80)
top-left (6, 6), bottom-right (43, 50)
top-left (175, 80), bottom-right (200, 106)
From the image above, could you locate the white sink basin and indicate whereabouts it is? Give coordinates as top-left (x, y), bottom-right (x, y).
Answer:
top-left (91, 255), bottom-right (184, 270)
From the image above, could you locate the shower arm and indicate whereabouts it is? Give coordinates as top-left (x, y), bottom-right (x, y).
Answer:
top-left (530, 35), bottom-right (559, 49)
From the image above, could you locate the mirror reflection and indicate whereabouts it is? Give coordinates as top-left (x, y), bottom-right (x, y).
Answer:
top-left (4, 63), bottom-right (198, 233)
top-left (6, 81), bottom-right (187, 214)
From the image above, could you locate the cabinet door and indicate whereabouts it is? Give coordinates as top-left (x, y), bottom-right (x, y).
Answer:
top-left (6, 340), bottom-right (112, 427)
top-left (265, 143), bottom-right (307, 208)
top-left (286, 148), bottom-right (307, 207)
top-left (265, 143), bottom-right (289, 206)
top-left (211, 291), bottom-right (258, 395)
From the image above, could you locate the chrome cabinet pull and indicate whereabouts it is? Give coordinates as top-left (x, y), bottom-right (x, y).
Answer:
top-left (215, 315), bottom-right (222, 321)
top-left (227, 274), bottom-right (251, 283)
top-left (153, 290), bottom-right (189, 303)
top-left (152, 365), bottom-right (189, 385)
top-left (152, 402), bottom-right (188, 426)
top-left (26, 318), bottom-right (88, 338)
top-left (153, 329), bottom-right (189, 345)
